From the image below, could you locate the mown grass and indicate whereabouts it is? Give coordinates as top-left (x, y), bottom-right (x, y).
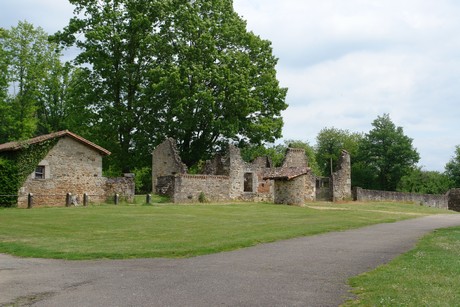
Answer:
top-left (0, 201), bottom-right (452, 260)
top-left (344, 226), bottom-right (460, 306)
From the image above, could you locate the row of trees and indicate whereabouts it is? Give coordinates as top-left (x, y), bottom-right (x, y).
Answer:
top-left (244, 113), bottom-right (459, 195)
top-left (265, 114), bottom-right (460, 194)
top-left (1, 1), bottom-right (459, 194)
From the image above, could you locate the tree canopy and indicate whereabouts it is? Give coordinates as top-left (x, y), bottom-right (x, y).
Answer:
top-left (315, 127), bottom-right (361, 176)
top-left (0, 21), bottom-right (64, 143)
top-left (355, 114), bottom-right (420, 191)
top-left (445, 145), bottom-right (460, 188)
top-left (397, 167), bottom-right (453, 195)
top-left (54, 0), bottom-right (287, 170)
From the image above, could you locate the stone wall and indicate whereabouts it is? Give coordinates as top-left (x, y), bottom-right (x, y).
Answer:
top-left (168, 174), bottom-right (231, 203)
top-left (153, 139), bottom-right (275, 203)
top-left (282, 148), bottom-right (308, 168)
top-left (331, 150), bottom-right (352, 201)
top-left (273, 172), bottom-right (316, 206)
top-left (447, 189), bottom-right (460, 212)
top-left (353, 187), bottom-right (448, 209)
top-left (105, 176), bottom-right (135, 202)
top-left (152, 139), bottom-right (323, 204)
top-left (17, 137), bottom-right (134, 207)
top-left (151, 138), bottom-right (188, 191)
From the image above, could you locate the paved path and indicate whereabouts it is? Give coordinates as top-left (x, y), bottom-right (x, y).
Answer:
top-left (1, 214), bottom-right (460, 307)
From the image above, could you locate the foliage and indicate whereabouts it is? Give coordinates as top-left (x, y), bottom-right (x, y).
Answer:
top-left (284, 139), bottom-right (320, 174)
top-left (315, 127), bottom-right (362, 176)
top-left (2, 21), bottom-right (62, 142)
top-left (240, 143), bottom-right (286, 167)
top-left (0, 28), bottom-right (10, 143)
top-left (53, 0), bottom-right (167, 172)
top-left (241, 140), bottom-right (319, 172)
top-left (445, 145), bottom-right (460, 188)
top-left (0, 139), bottom-right (57, 207)
top-left (346, 227), bottom-right (460, 306)
top-left (0, 157), bottom-right (19, 207)
top-left (198, 191), bottom-right (208, 203)
top-left (133, 166), bottom-right (152, 194)
top-left (35, 62), bottom-right (77, 135)
top-left (0, 202), bottom-right (445, 259)
top-left (397, 167), bottom-right (453, 195)
top-left (356, 114), bottom-right (420, 191)
top-left (155, 0), bottom-right (288, 166)
top-left (55, 0), bottom-right (287, 171)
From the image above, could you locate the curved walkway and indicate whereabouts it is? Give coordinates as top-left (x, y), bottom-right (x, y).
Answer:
top-left (1, 214), bottom-right (460, 307)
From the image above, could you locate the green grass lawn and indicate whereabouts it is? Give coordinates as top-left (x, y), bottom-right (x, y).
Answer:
top-left (344, 226), bottom-right (460, 306)
top-left (0, 200), bottom-right (452, 260)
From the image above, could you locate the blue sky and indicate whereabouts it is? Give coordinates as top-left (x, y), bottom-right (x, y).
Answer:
top-left (2, 0), bottom-right (460, 171)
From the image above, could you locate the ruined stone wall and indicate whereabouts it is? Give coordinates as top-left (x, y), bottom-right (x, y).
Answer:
top-left (354, 187), bottom-right (448, 209)
top-left (447, 189), bottom-right (460, 212)
top-left (171, 174), bottom-right (231, 203)
top-left (153, 141), bottom-right (275, 203)
top-left (17, 137), bottom-right (134, 207)
top-left (152, 138), bottom-right (187, 191)
top-left (273, 173), bottom-right (315, 206)
top-left (282, 148), bottom-right (308, 168)
top-left (305, 172), bottom-right (317, 202)
top-left (332, 150), bottom-right (352, 201)
top-left (228, 145), bottom-right (246, 199)
top-left (105, 176), bottom-right (135, 202)
top-left (226, 145), bottom-right (274, 201)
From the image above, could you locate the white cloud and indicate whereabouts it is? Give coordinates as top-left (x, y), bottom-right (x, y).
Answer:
top-left (233, 0), bottom-right (460, 171)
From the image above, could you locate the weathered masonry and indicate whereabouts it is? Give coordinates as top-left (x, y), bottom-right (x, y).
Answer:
top-left (354, 187), bottom-right (460, 212)
top-left (152, 139), bottom-right (352, 205)
top-left (0, 130), bottom-right (134, 207)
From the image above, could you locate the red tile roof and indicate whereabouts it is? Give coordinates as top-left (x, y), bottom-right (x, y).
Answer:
top-left (0, 130), bottom-right (111, 156)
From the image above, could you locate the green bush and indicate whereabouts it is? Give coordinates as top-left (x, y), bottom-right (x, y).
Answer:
top-left (133, 167), bottom-right (152, 194)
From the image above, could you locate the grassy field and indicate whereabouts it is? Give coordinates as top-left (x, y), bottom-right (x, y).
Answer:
top-left (0, 200), bottom-right (452, 260)
top-left (344, 226), bottom-right (460, 306)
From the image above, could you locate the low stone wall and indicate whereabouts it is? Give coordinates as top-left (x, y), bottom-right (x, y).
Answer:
top-left (163, 174), bottom-right (232, 203)
top-left (447, 189), bottom-right (460, 212)
top-left (353, 187), bottom-right (448, 209)
top-left (17, 176), bottom-right (135, 208)
top-left (105, 177), bottom-right (135, 202)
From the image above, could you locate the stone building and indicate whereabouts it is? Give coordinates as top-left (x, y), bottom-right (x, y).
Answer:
top-left (152, 139), bottom-right (275, 203)
top-left (0, 130), bottom-right (134, 207)
top-left (152, 139), bottom-right (351, 205)
top-left (264, 148), bottom-right (316, 206)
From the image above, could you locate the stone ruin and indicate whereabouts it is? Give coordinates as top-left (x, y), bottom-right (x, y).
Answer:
top-left (152, 139), bottom-right (352, 205)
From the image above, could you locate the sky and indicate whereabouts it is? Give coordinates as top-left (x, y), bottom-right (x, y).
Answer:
top-left (1, 0), bottom-right (460, 171)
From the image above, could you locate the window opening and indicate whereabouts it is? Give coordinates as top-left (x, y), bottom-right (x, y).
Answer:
top-left (244, 173), bottom-right (254, 192)
top-left (35, 166), bottom-right (45, 179)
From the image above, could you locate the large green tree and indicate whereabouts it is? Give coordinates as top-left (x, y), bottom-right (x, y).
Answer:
top-left (356, 114), bottom-right (420, 191)
top-left (315, 127), bottom-right (362, 176)
top-left (54, 0), bottom-right (167, 172)
top-left (0, 21), bottom-right (68, 143)
top-left (155, 0), bottom-right (287, 165)
top-left (35, 61), bottom-right (77, 135)
top-left (445, 145), bottom-right (460, 187)
top-left (55, 0), bottom-right (287, 170)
